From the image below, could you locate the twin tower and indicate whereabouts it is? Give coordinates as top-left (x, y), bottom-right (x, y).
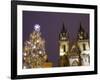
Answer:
top-left (59, 23), bottom-right (90, 66)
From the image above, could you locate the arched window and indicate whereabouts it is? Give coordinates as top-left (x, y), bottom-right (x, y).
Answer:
top-left (63, 45), bottom-right (66, 52)
top-left (83, 43), bottom-right (86, 50)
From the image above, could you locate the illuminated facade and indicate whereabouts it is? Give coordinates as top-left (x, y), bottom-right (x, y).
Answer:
top-left (59, 24), bottom-right (69, 66)
top-left (59, 23), bottom-right (90, 66)
top-left (77, 24), bottom-right (90, 66)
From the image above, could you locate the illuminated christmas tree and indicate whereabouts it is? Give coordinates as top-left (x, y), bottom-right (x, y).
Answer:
top-left (23, 24), bottom-right (48, 68)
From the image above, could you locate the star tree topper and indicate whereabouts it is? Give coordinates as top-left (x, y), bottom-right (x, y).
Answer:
top-left (34, 24), bottom-right (40, 32)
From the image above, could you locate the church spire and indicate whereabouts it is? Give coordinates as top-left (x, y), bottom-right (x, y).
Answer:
top-left (79, 23), bottom-right (84, 33)
top-left (61, 23), bottom-right (67, 33)
top-left (59, 23), bottom-right (69, 40)
top-left (77, 23), bottom-right (88, 40)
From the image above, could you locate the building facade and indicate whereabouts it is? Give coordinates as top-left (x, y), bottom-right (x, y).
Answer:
top-left (59, 23), bottom-right (90, 67)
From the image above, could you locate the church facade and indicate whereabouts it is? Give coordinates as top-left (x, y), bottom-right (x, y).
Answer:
top-left (59, 23), bottom-right (90, 67)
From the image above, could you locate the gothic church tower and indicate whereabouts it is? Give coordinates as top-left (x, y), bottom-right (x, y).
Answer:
top-left (59, 24), bottom-right (69, 66)
top-left (77, 24), bottom-right (90, 66)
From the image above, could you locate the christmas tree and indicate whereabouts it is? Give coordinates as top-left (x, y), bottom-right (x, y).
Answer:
top-left (23, 24), bottom-right (48, 69)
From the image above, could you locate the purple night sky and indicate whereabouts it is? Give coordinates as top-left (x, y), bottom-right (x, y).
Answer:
top-left (23, 11), bottom-right (89, 67)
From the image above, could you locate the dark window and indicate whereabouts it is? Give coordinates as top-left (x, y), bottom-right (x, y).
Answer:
top-left (63, 45), bottom-right (66, 52)
top-left (83, 44), bottom-right (86, 50)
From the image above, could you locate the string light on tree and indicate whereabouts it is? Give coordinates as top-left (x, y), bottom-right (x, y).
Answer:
top-left (23, 24), bottom-right (48, 68)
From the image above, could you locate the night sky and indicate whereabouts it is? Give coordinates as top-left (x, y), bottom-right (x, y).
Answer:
top-left (23, 11), bottom-right (89, 67)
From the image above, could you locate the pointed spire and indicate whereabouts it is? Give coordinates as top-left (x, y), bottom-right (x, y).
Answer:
top-left (79, 23), bottom-right (84, 33)
top-left (78, 23), bottom-right (88, 40)
top-left (61, 23), bottom-right (67, 33)
top-left (59, 23), bottom-right (69, 40)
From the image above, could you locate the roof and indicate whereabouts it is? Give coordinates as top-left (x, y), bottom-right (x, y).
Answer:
top-left (68, 43), bottom-right (81, 57)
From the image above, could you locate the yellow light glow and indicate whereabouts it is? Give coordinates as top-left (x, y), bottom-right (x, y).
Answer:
top-left (60, 48), bottom-right (63, 52)
top-left (39, 51), bottom-right (42, 54)
top-left (37, 40), bottom-right (39, 43)
top-left (33, 45), bottom-right (36, 49)
top-left (60, 52), bottom-right (65, 56)
top-left (24, 52), bottom-right (27, 56)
